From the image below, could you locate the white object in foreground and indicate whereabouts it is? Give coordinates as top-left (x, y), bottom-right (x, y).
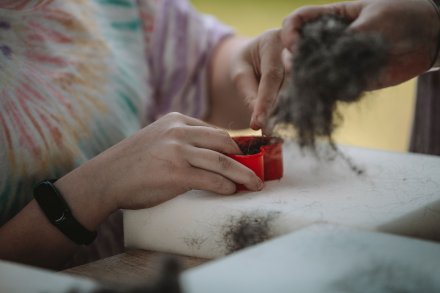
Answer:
top-left (0, 260), bottom-right (97, 293)
top-left (181, 224), bottom-right (440, 293)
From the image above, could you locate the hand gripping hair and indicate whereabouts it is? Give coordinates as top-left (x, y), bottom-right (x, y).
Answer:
top-left (270, 15), bottom-right (388, 151)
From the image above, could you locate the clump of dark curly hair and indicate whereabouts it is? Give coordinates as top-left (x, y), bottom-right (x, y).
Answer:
top-left (223, 211), bottom-right (280, 254)
top-left (270, 15), bottom-right (388, 150)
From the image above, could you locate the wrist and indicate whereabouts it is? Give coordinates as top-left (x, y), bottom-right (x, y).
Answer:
top-left (34, 180), bottom-right (97, 245)
top-left (54, 163), bottom-right (116, 231)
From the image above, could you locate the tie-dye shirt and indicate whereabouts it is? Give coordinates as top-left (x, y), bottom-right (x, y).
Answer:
top-left (0, 0), bottom-right (232, 226)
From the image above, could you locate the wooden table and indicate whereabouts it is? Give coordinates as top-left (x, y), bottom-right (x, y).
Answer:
top-left (64, 249), bottom-right (208, 286)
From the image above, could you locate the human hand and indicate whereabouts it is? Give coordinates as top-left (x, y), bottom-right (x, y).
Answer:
top-left (230, 29), bottom-right (291, 131)
top-left (281, 0), bottom-right (440, 90)
top-left (64, 113), bottom-right (263, 212)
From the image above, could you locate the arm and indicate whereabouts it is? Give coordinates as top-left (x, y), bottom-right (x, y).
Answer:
top-left (0, 113), bottom-right (263, 269)
top-left (0, 171), bottom-right (113, 269)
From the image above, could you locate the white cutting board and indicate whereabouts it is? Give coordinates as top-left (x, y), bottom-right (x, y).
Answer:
top-left (124, 143), bottom-right (440, 258)
top-left (181, 224), bottom-right (440, 293)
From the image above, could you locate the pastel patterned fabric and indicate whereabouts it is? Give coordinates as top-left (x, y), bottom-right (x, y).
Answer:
top-left (0, 0), bottom-right (232, 262)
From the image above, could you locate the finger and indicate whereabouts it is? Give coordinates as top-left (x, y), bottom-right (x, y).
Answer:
top-left (231, 63), bottom-right (259, 110)
top-left (346, 4), bottom-right (378, 33)
top-left (282, 5), bottom-right (333, 50)
top-left (281, 3), bottom-right (362, 50)
top-left (186, 148), bottom-right (263, 191)
top-left (186, 126), bottom-right (242, 154)
top-left (184, 168), bottom-right (237, 195)
top-left (252, 33), bottom-right (285, 130)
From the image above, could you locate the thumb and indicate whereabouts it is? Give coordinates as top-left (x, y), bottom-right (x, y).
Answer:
top-left (281, 2), bottom-right (363, 51)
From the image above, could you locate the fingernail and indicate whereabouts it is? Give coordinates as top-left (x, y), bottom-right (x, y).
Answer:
top-left (250, 116), bottom-right (257, 128)
top-left (256, 179), bottom-right (264, 191)
top-left (257, 114), bottom-right (266, 127)
top-left (235, 144), bottom-right (243, 155)
top-left (229, 139), bottom-right (242, 155)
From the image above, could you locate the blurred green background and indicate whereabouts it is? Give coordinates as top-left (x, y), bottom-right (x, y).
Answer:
top-left (192, 0), bottom-right (416, 153)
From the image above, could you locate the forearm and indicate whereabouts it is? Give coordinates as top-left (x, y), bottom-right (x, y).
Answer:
top-left (206, 35), bottom-right (252, 130)
top-left (0, 162), bottom-right (115, 269)
top-left (0, 199), bottom-right (78, 269)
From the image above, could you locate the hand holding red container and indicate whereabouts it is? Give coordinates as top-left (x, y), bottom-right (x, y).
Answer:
top-left (227, 136), bottom-right (283, 191)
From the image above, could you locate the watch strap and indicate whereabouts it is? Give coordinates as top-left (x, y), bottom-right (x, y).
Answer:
top-left (34, 180), bottom-right (97, 245)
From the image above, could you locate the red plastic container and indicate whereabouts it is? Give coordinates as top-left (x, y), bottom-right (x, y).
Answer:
top-left (227, 136), bottom-right (283, 191)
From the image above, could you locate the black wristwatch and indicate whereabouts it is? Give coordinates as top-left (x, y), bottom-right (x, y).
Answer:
top-left (34, 180), bottom-right (97, 245)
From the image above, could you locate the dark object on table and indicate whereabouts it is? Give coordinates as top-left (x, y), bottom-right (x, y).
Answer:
top-left (270, 15), bottom-right (388, 149)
